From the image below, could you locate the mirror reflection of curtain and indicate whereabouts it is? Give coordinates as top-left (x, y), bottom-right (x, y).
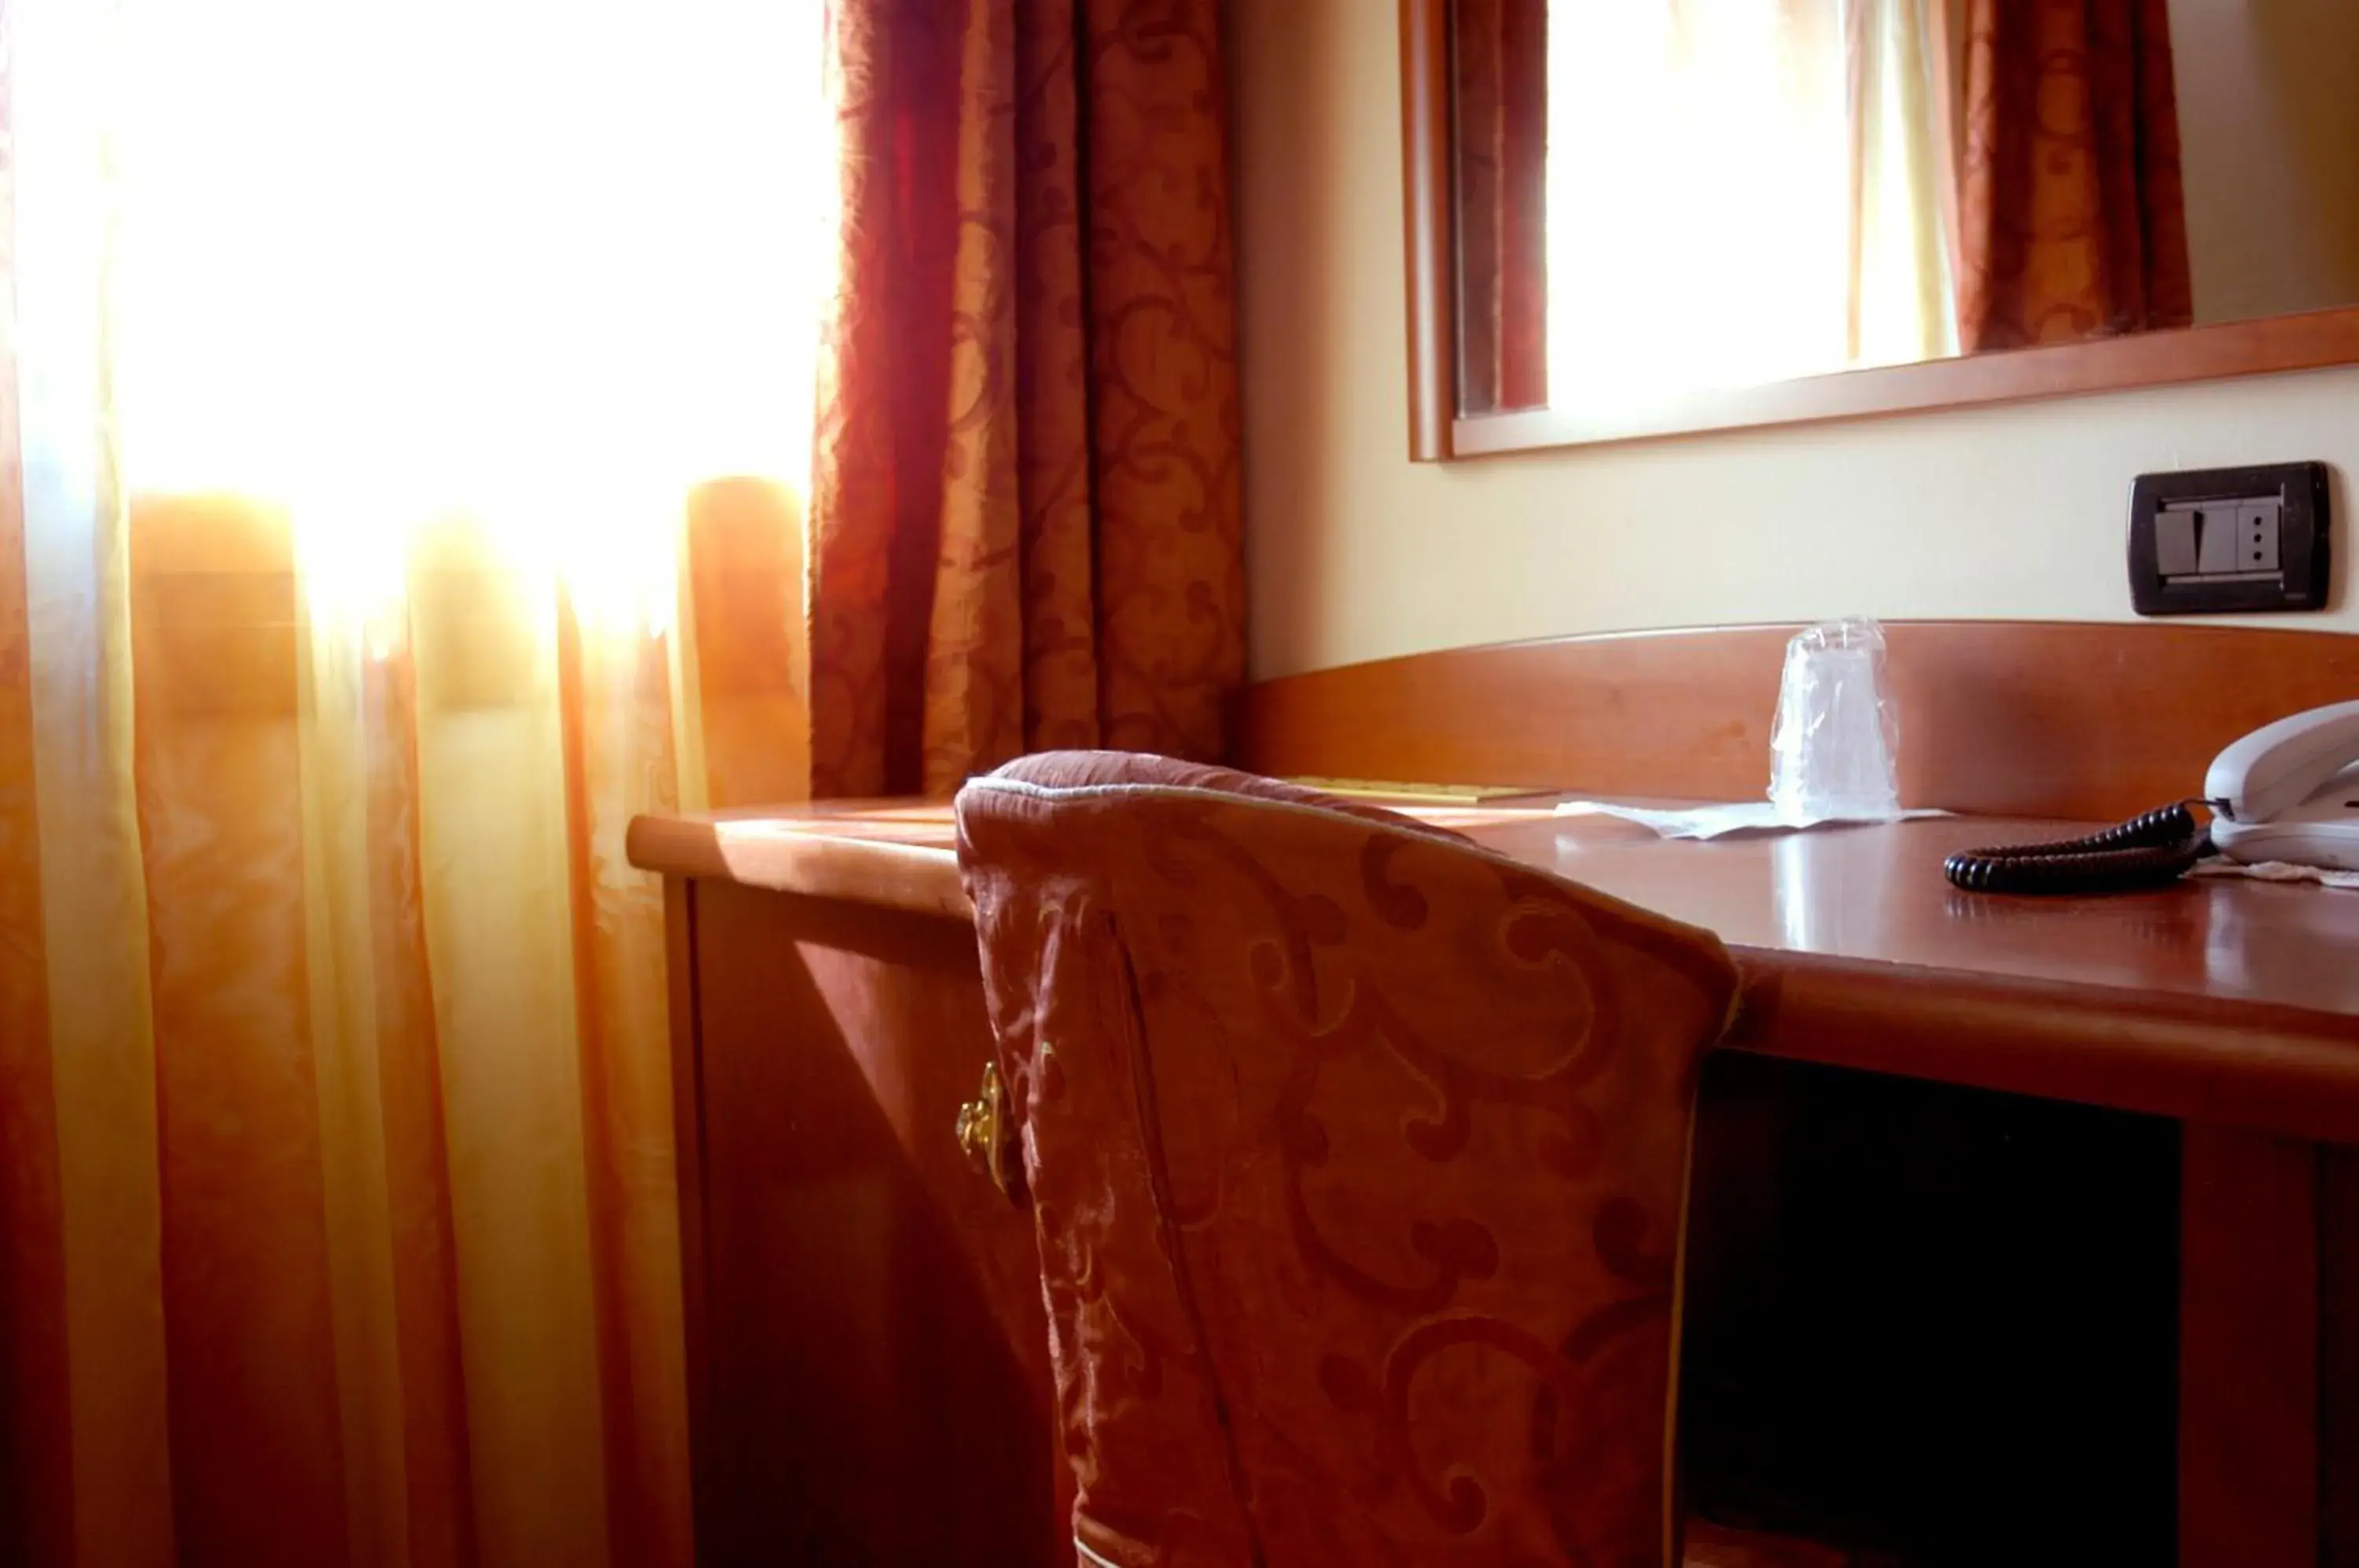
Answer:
top-left (1540, 0), bottom-right (1960, 410)
top-left (1954, 0), bottom-right (2192, 348)
top-left (1457, 0), bottom-right (1550, 410)
top-left (1850, 0), bottom-right (1966, 366)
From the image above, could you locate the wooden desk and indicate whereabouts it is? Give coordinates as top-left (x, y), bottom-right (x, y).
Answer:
top-left (631, 796), bottom-right (2359, 1568)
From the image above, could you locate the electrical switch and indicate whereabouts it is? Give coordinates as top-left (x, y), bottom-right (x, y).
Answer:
top-left (2128, 461), bottom-right (2331, 615)
top-left (2238, 501), bottom-right (2281, 573)
top-left (2195, 506), bottom-right (2239, 574)
top-left (2155, 506), bottom-right (2199, 576)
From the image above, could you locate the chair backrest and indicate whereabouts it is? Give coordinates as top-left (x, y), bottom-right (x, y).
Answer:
top-left (955, 752), bottom-right (1740, 1568)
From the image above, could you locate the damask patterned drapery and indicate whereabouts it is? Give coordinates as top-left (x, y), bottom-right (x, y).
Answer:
top-left (0, 2), bottom-right (1243, 1563)
top-left (807, 0), bottom-right (1246, 799)
top-left (1954, 0), bottom-right (2193, 348)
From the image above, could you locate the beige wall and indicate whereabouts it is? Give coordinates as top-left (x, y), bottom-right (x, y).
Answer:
top-left (2170, 0), bottom-right (2359, 326)
top-left (1231, 0), bottom-right (2359, 682)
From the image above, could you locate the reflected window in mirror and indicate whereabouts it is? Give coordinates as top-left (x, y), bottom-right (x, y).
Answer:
top-left (1452, 0), bottom-right (2359, 418)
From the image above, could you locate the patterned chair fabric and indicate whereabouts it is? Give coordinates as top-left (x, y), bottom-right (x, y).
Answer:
top-left (955, 752), bottom-right (1742, 1568)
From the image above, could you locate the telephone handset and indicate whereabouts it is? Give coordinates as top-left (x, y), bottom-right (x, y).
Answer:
top-left (2205, 702), bottom-right (2359, 870)
top-left (1945, 701), bottom-right (2359, 894)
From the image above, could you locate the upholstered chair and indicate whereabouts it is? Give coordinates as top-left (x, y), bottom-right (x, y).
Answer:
top-left (955, 752), bottom-right (1748, 1568)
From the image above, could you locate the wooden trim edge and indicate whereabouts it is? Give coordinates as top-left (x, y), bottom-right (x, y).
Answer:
top-left (664, 879), bottom-right (717, 1562)
top-left (1400, 0), bottom-right (1456, 462)
top-left (1448, 307), bottom-right (2359, 458)
top-left (2178, 1126), bottom-right (2321, 1568)
top-left (627, 814), bottom-right (973, 921)
top-left (1730, 956), bottom-right (2359, 1147)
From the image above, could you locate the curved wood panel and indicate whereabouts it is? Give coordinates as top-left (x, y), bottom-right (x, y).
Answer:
top-left (1236, 620), bottom-right (2359, 822)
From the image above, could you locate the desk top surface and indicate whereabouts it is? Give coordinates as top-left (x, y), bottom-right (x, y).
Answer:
top-left (630, 797), bottom-right (2359, 1018)
top-left (629, 796), bottom-right (2359, 1141)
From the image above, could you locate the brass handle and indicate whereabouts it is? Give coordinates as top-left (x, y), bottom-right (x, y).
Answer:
top-left (955, 1060), bottom-right (1021, 1202)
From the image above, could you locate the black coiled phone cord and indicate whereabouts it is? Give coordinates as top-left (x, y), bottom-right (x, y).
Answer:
top-left (1942, 803), bottom-right (2214, 895)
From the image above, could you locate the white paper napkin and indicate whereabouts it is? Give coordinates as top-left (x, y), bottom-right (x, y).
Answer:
top-left (1552, 800), bottom-right (1949, 842)
top-left (2189, 859), bottom-right (2359, 891)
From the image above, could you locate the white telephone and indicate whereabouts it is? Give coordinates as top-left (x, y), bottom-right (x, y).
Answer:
top-left (1947, 700), bottom-right (2359, 893)
top-left (2206, 700), bottom-right (2359, 871)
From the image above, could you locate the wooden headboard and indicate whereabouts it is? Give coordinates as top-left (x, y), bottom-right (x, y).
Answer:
top-left (1235, 620), bottom-right (2359, 821)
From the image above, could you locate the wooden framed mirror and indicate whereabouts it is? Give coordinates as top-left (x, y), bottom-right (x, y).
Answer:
top-left (1400, 0), bottom-right (2359, 459)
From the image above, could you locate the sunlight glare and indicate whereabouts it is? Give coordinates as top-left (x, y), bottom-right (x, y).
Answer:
top-left (116, 0), bottom-right (836, 644)
top-left (1543, 0), bottom-right (1953, 410)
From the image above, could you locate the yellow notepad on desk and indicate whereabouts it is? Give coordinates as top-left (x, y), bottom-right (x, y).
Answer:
top-left (1286, 777), bottom-right (1543, 806)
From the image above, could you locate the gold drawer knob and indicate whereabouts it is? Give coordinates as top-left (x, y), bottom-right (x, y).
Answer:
top-left (955, 1059), bottom-right (1020, 1202)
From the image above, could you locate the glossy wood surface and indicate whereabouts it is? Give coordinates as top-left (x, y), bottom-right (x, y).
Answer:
top-left (2326, 1153), bottom-right (2359, 1567)
top-left (630, 801), bottom-right (973, 920)
top-left (2178, 1127), bottom-right (2318, 1568)
top-left (631, 800), bottom-right (2359, 1139)
top-left (1397, 0), bottom-right (1455, 462)
top-left (664, 878), bottom-right (1061, 1566)
top-left (635, 799), bottom-right (2359, 1007)
top-left (1238, 620), bottom-right (2359, 823)
top-left (1397, 0), bottom-right (2359, 457)
top-left (640, 620), bottom-right (2359, 1564)
top-left (645, 801), bottom-right (2359, 1565)
top-left (1446, 306), bottom-right (2359, 457)
top-left (662, 886), bottom-right (716, 1563)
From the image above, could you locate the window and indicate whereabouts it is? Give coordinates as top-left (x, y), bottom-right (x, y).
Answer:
top-left (110, 0), bottom-right (834, 613)
top-left (1543, 0), bottom-right (1958, 407)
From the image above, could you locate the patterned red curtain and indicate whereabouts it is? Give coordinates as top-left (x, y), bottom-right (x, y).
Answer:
top-left (1455, 0), bottom-right (1550, 411)
top-left (1956, 0), bottom-right (2193, 349)
top-left (808, 0), bottom-right (1246, 797)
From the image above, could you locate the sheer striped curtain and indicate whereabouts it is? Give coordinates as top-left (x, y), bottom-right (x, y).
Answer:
top-left (1542, 0), bottom-right (1961, 407)
top-left (1, 3), bottom-right (829, 1564)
